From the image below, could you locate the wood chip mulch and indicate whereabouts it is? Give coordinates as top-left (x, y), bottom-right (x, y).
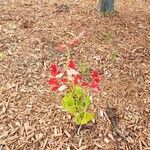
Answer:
top-left (0, 0), bottom-right (150, 149)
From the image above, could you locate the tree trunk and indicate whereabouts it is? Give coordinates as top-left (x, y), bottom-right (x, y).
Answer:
top-left (98, 0), bottom-right (115, 14)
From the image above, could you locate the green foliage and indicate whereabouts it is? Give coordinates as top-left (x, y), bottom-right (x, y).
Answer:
top-left (74, 86), bottom-right (84, 98)
top-left (61, 86), bottom-right (94, 125)
top-left (62, 92), bottom-right (76, 114)
top-left (111, 51), bottom-right (119, 64)
top-left (101, 33), bottom-right (112, 43)
top-left (83, 96), bottom-right (91, 111)
top-left (75, 112), bottom-right (94, 125)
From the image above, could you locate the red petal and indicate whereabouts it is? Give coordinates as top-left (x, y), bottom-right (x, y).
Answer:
top-left (93, 87), bottom-right (101, 93)
top-left (48, 78), bottom-right (59, 85)
top-left (68, 59), bottom-right (77, 69)
top-left (93, 77), bottom-right (100, 83)
top-left (74, 78), bottom-right (78, 85)
top-left (90, 81), bottom-right (101, 93)
top-left (76, 74), bottom-right (82, 80)
top-left (50, 64), bottom-right (58, 76)
top-left (81, 82), bottom-right (89, 86)
top-left (57, 44), bottom-right (67, 51)
top-left (61, 78), bottom-right (68, 83)
top-left (73, 74), bottom-right (82, 85)
top-left (90, 81), bottom-right (98, 88)
top-left (51, 85), bottom-right (60, 91)
top-left (70, 38), bottom-right (80, 47)
top-left (91, 70), bottom-right (99, 79)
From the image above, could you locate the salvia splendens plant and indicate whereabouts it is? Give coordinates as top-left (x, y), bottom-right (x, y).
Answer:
top-left (48, 31), bottom-right (102, 125)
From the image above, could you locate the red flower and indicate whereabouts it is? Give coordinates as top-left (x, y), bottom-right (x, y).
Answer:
top-left (90, 80), bottom-right (101, 93)
top-left (93, 77), bottom-right (100, 83)
top-left (68, 59), bottom-right (77, 69)
top-left (70, 38), bottom-right (80, 47)
top-left (74, 74), bottom-right (82, 85)
top-left (48, 78), bottom-right (59, 86)
top-left (50, 64), bottom-right (59, 76)
top-left (91, 70), bottom-right (101, 85)
top-left (57, 44), bottom-right (67, 51)
top-left (48, 57), bottom-right (102, 94)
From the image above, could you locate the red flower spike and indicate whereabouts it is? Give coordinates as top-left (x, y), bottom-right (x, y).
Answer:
top-left (57, 44), bottom-right (67, 51)
top-left (70, 38), bottom-right (80, 47)
top-left (48, 78), bottom-right (59, 86)
top-left (68, 60), bottom-right (77, 69)
top-left (50, 64), bottom-right (58, 76)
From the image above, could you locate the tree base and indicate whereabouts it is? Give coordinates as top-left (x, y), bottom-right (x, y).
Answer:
top-left (98, 0), bottom-right (115, 14)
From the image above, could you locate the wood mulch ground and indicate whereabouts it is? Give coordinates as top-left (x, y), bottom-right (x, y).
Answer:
top-left (0, 0), bottom-right (149, 149)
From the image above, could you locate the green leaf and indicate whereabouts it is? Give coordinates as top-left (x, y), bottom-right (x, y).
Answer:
top-left (83, 96), bottom-right (91, 111)
top-left (101, 33), bottom-right (111, 43)
top-left (74, 112), bottom-right (84, 125)
top-left (80, 113), bottom-right (94, 125)
top-left (61, 92), bottom-right (76, 114)
top-left (73, 86), bottom-right (84, 98)
top-left (111, 51), bottom-right (118, 64)
top-left (76, 99), bottom-right (83, 111)
top-left (68, 106), bottom-right (76, 114)
top-left (74, 112), bottom-right (94, 125)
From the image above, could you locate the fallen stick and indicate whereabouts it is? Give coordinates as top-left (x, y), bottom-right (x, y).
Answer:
top-left (106, 103), bottom-right (120, 150)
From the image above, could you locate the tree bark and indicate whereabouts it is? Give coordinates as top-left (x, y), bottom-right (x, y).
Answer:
top-left (98, 0), bottom-right (115, 14)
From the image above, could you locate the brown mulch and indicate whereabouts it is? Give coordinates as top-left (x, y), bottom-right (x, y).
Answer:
top-left (0, 0), bottom-right (150, 149)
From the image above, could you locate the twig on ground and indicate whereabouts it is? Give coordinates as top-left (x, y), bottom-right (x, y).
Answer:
top-left (106, 103), bottom-right (120, 150)
top-left (106, 103), bottom-right (132, 150)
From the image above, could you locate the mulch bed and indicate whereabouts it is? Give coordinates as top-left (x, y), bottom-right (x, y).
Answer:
top-left (0, 0), bottom-right (149, 149)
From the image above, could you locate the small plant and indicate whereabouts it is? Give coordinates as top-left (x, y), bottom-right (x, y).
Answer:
top-left (101, 32), bottom-right (112, 43)
top-left (48, 31), bottom-right (102, 125)
top-left (111, 51), bottom-right (119, 64)
top-left (62, 86), bottom-right (94, 125)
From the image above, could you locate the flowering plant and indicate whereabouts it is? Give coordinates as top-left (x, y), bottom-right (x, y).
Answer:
top-left (48, 31), bottom-right (101, 125)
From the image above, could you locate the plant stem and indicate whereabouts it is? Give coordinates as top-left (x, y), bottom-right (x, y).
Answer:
top-left (77, 125), bottom-right (82, 134)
